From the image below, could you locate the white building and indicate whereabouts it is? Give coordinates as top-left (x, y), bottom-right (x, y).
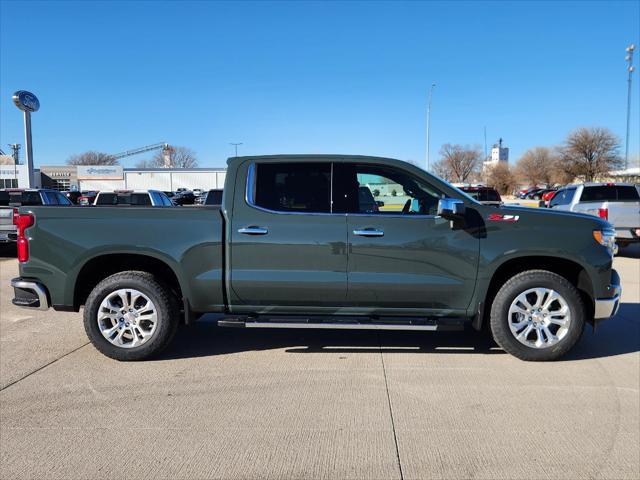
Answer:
top-left (56, 166), bottom-right (227, 192)
top-left (0, 164), bottom-right (33, 189)
top-left (483, 138), bottom-right (509, 172)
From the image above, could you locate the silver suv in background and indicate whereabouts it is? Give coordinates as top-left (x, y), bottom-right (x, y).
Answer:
top-left (549, 183), bottom-right (640, 247)
top-left (1, 189), bottom-right (73, 243)
top-left (93, 190), bottom-right (173, 207)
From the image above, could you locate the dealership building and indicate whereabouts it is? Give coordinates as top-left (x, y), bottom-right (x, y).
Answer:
top-left (1, 164), bottom-right (227, 191)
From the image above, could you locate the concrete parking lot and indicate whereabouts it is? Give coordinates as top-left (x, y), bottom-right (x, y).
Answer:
top-left (1, 245), bottom-right (638, 480)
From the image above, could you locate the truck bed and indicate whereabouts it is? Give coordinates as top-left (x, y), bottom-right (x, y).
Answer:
top-left (19, 205), bottom-right (225, 313)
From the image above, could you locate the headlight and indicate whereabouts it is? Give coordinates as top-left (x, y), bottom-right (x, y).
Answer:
top-left (593, 229), bottom-right (617, 255)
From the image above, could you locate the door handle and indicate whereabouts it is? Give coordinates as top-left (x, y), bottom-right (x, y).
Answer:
top-left (238, 226), bottom-right (269, 235)
top-left (353, 228), bottom-right (384, 237)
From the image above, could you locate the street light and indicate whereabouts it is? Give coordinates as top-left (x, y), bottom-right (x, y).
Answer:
top-left (230, 142), bottom-right (243, 158)
top-left (426, 83), bottom-right (436, 171)
top-left (625, 44), bottom-right (635, 170)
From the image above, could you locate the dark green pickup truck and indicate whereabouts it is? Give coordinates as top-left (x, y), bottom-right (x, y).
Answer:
top-left (11, 155), bottom-right (621, 361)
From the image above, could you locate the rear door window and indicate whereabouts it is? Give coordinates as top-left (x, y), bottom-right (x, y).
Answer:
top-left (252, 163), bottom-right (331, 213)
top-left (550, 187), bottom-right (577, 207)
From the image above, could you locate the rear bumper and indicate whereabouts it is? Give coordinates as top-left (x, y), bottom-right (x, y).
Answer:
top-left (11, 278), bottom-right (50, 310)
top-left (615, 227), bottom-right (640, 243)
top-left (593, 270), bottom-right (622, 320)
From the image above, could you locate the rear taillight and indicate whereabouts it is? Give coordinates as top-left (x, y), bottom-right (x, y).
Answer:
top-left (15, 213), bottom-right (35, 262)
top-left (12, 208), bottom-right (19, 225)
top-left (598, 208), bottom-right (608, 221)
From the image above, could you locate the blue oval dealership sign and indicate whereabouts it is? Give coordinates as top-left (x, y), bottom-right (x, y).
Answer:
top-left (12, 90), bottom-right (40, 112)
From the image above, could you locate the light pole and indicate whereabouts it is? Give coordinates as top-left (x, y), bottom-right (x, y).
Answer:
top-left (426, 83), bottom-right (436, 171)
top-left (624, 44), bottom-right (635, 170)
top-left (230, 142), bottom-right (243, 158)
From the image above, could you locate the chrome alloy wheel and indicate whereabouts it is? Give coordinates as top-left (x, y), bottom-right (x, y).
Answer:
top-left (97, 289), bottom-right (158, 348)
top-left (508, 288), bottom-right (571, 349)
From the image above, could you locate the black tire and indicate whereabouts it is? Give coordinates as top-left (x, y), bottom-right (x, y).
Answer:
top-left (490, 270), bottom-right (585, 361)
top-left (83, 271), bottom-right (179, 361)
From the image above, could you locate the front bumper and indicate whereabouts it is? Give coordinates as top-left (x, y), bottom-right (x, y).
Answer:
top-left (11, 278), bottom-right (50, 310)
top-left (593, 269), bottom-right (622, 320)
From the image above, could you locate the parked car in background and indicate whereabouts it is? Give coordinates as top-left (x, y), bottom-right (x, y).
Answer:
top-left (542, 189), bottom-right (559, 207)
top-left (458, 186), bottom-right (502, 206)
top-left (527, 188), bottom-right (557, 200)
top-left (78, 191), bottom-right (99, 205)
top-left (64, 191), bottom-right (83, 204)
top-left (173, 191), bottom-right (196, 205)
top-left (549, 183), bottom-right (640, 247)
top-left (0, 189), bottom-right (72, 242)
top-left (201, 189), bottom-right (224, 206)
top-left (94, 190), bottom-right (173, 207)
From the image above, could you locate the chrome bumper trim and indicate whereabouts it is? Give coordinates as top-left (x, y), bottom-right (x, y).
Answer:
top-left (594, 292), bottom-right (621, 320)
top-left (11, 278), bottom-right (50, 311)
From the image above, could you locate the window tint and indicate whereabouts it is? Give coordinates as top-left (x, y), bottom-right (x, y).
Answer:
top-left (580, 185), bottom-right (640, 202)
top-left (333, 164), bottom-right (444, 215)
top-left (95, 193), bottom-right (116, 205)
top-left (43, 192), bottom-right (59, 205)
top-left (617, 186), bottom-right (640, 200)
top-left (550, 187), bottom-right (576, 207)
top-left (253, 163), bottom-right (331, 213)
top-left (55, 192), bottom-right (72, 205)
top-left (205, 190), bottom-right (223, 205)
top-left (581, 186), bottom-right (617, 202)
top-left (14, 191), bottom-right (43, 206)
top-left (0, 191), bottom-right (9, 206)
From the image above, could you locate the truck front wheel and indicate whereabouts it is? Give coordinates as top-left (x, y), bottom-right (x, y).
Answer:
top-left (83, 271), bottom-right (179, 361)
top-left (489, 270), bottom-right (585, 361)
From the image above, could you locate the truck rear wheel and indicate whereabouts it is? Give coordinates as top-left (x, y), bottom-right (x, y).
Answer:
top-left (489, 270), bottom-right (585, 361)
top-left (83, 271), bottom-right (179, 361)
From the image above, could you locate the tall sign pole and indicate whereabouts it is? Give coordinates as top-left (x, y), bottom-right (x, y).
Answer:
top-left (624, 44), bottom-right (635, 170)
top-left (426, 83), bottom-right (436, 172)
top-left (12, 91), bottom-right (40, 188)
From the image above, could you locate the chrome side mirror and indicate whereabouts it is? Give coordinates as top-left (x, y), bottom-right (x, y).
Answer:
top-left (437, 198), bottom-right (465, 219)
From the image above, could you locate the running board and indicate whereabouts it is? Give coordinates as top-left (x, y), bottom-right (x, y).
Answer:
top-left (218, 316), bottom-right (464, 332)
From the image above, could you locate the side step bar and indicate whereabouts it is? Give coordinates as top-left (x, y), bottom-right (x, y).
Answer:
top-left (218, 316), bottom-right (464, 332)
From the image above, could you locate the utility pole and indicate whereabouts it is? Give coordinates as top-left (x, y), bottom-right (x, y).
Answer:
top-left (426, 83), bottom-right (436, 171)
top-left (230, 142), bottom-right (243, 158)
top-left (8, 144), bottom-right (21, 164)
top-left (624, 44), bottom-right (635, 170)
top-left (483, 127), bottom-right (488, 161)
top-left (8, 144), bottom-right (21, 188)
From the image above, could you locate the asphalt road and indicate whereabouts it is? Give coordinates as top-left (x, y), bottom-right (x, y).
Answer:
top-left (1, 245), bottom-right (638, 479)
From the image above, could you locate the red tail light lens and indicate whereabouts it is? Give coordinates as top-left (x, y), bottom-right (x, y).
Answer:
top-left (598, 208), bottom-right (608, 221)
top-left (12, 208), bottom-right (19, 225)
top-left (15, 213), bottom-right (35, 262)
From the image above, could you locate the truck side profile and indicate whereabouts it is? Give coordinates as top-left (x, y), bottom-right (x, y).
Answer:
top-left (11, 155), bottom-right (621, 361)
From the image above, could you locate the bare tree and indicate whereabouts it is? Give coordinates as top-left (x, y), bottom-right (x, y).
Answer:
top-left (484, 162), bottom-right (517, 195)
top-left (135, 159), bottom-right (153, 169)
top-left (151, 146), bottom-right (198, 168)
top-left (67, 151), bottom-right (118, 166)
top-left (432, 144), bottom-right (482, 183)
top-left (557, 127), bottom-right (622, 182)
top-left (515, 147), bottom-right (556, 186)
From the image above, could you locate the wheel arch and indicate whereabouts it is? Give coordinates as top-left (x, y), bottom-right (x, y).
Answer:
top-left (475, 255), bottom-right (594, 330)
top-left (72, 253), bottom-right (184, 311)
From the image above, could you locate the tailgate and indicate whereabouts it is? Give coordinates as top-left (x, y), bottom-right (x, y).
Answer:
top-left (606, 202), bottom-right (640, 228)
